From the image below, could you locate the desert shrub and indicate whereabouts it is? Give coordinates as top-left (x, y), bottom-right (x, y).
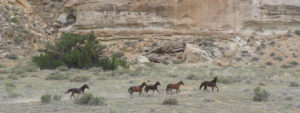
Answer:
top-left (69, 75), bottom-right (90, 82)
top-left (290, 61), bottom-right (298, 66)
top-left (290, 82), bottom-right (299, 87)
top-left (163, 98), bottom-right (178, 105)
top-left (285, 96), bottom-right (293, 101)
top-left (41, 94), bottom-right (52, 104)
top-left (269, 41), bottom-right (275, 46)
top-left (5, 82), bottom-right (16, 92)
top-left (0, 64), bottom-right (5, 68)
top-left (265, 62), bottom-right (273, 66)
top-left (269, 53), bottom-right (275, 57)
top-left (281, 64), bottom-right (292, 69)
top-left (56, 65), bottom-right (70, 71)
top-left (10, 17), bottom-right (18, 23)
top-left (32, 33), bottom-right (126, 70)
top-left (274, 57), bottom-right (283, 62)
top-left (7, 74), bottom-right (18, 80)
top-left (10, 66), bottom-right (26, 75)
top-left (295, 30), bottom-right (300, 35)
top-left (14, 37), bottom-right (24, 45)
top-left (186, 74), bottom-right (198, 80)
top-left (0, 75), bottom-right (5, 80)
top-left (251, 57), bottom-right (259, 62)
top-left (8, 92), bottom-right (21, 98)
top-left (6, 53), bottom-right (18, 60)
top-left (46, 72), bottom-right (69, 80)
top-left (24, 64), bottom-right (39, 72)
top-left (218, 76), bottom-right (236, 84)
top-left (253, 87), bottom-right (270, 102)
top-left (74, 93), bottom-right (105, 106)
top-left (0, 69), bottom-right (9, 74)
top-left (53, 94), bottom-right (62, 101)
top-left (152, 42), bottom-right (158, 47)
top-left (88, 96), bottom-right (105, 105)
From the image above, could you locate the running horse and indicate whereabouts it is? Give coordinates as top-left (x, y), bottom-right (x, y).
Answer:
top-left (166, 81), bottom-right (184, 94)
top-left (128, 82), bottom-right (147, 96)
top-left (65, 84), bottom-right (90, 98)
top-left (145, 81), bottom-right (161, 94)
top-left (199, 76), bottom-right (219, 92)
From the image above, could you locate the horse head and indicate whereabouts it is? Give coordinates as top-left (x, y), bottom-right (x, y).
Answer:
top-left (156, 81), bottom-right (161, 86)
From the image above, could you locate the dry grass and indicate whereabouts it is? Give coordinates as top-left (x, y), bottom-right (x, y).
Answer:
top-left (0, 63), bottom-right (299, 113)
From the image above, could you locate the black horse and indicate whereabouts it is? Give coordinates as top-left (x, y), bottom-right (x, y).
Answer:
top-left (65, 84), bottom-right (90, 98)
top-left (145, 81), bottom-right (161, 94)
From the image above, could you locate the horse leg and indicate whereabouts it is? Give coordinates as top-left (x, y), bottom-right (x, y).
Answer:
top-left (157, 89), bottom-right (160, 94)
top-left (205, 86), bottom-right (209, 92)
top-left (139, 91), bottom-right (142, 96)
top-left (212, 87), bottom-right (214, 92)
top-left (71, 93), bottom-right (75, 98)
top-left (178, 89), bottom-right (180, 93)
top-left (216, 86), bottom-right (219, 92)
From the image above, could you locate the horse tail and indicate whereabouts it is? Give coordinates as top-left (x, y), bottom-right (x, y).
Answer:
top-left (166, 85), bottom-right (169, 92)
top-left (65, 89), bottom-right (71, 94)
top-left (199, 83), bottom-right (203, 90)
top-left (128, 87), bottom-right (132, 93)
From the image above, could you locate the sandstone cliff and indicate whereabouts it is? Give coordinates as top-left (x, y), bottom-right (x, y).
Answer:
top-left (0, 0), bottom-right (299, 68)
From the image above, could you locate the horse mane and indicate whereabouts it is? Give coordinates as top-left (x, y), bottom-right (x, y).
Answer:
top-left (139, 82), bottom-right (146, 87)
top-left (210, 77), bottom-right (217, 83)
top-left (155, 82), bottom-right (160, 85)
top-left (176, 81), bottom-right (183, 85)
top-left (79, 84), bottom-right (88, 91)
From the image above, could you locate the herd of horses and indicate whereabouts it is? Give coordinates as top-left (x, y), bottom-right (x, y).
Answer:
top-left (65, 77), bottom-right (219, 98)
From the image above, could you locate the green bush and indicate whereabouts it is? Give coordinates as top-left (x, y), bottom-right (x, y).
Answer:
top-left (6, 53), bottom-right (18, 60)
top-left (53, 94), bottom-right (62, 101)
top-left (46, 72), bottom-right (69, 80)
top-left (295, 30), bottom-right (300, 35)
top-left (290, 82), bottom-right (299, 87)
top-left (163, 98), bottom-right (178, 105)
top-left (41, 94), bottom-right (52, 104)
top-left (74, 93), bottom-right (105, 106)
top-left (69, 75), bottom-right (90, 82)
top-left (32, 33), bottom-right (127, 70)
top-left (253, 87), bottom-right (270, 102)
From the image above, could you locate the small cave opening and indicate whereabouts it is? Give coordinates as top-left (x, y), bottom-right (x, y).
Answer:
top-left (64, 14), bottom-right (76, 26)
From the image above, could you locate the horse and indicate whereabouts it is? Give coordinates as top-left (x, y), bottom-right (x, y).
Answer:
top-left (144, 81), bottom-right (161, 94)
top-left (199, 76), bottom-right (219, 92)
top-left (166, 81), bottom-right (184, 94)
top-left (128, 82), bottom-right (147, 96)
top-left (65, 84), bottom-right (90, 98)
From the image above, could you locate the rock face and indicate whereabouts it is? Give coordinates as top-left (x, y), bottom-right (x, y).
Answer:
top-left (1, 0), bottom-right (300, 68)
top-left (52, 0), bottom-right (300, 35)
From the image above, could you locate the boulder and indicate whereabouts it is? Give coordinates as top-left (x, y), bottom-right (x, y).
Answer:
top-left (182, 43), bottom-right (211, 63)
top-left (136, 55), bottom-right (150, 63)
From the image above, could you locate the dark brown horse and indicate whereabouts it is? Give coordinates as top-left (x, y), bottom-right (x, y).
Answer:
top-left (199, 76), bottom-right (219, 92)
top-left (128, 82), bottom-right (147, 96)
top-left (166, 81), bottom-right (184, 94)
top-left (65, 84), bottom-right (90, 98)
top-left (145, 81), bottom-right (161, 94)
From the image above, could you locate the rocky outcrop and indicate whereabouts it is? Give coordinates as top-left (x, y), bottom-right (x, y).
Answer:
top-left (183, 43), bottom-right (211, 63)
